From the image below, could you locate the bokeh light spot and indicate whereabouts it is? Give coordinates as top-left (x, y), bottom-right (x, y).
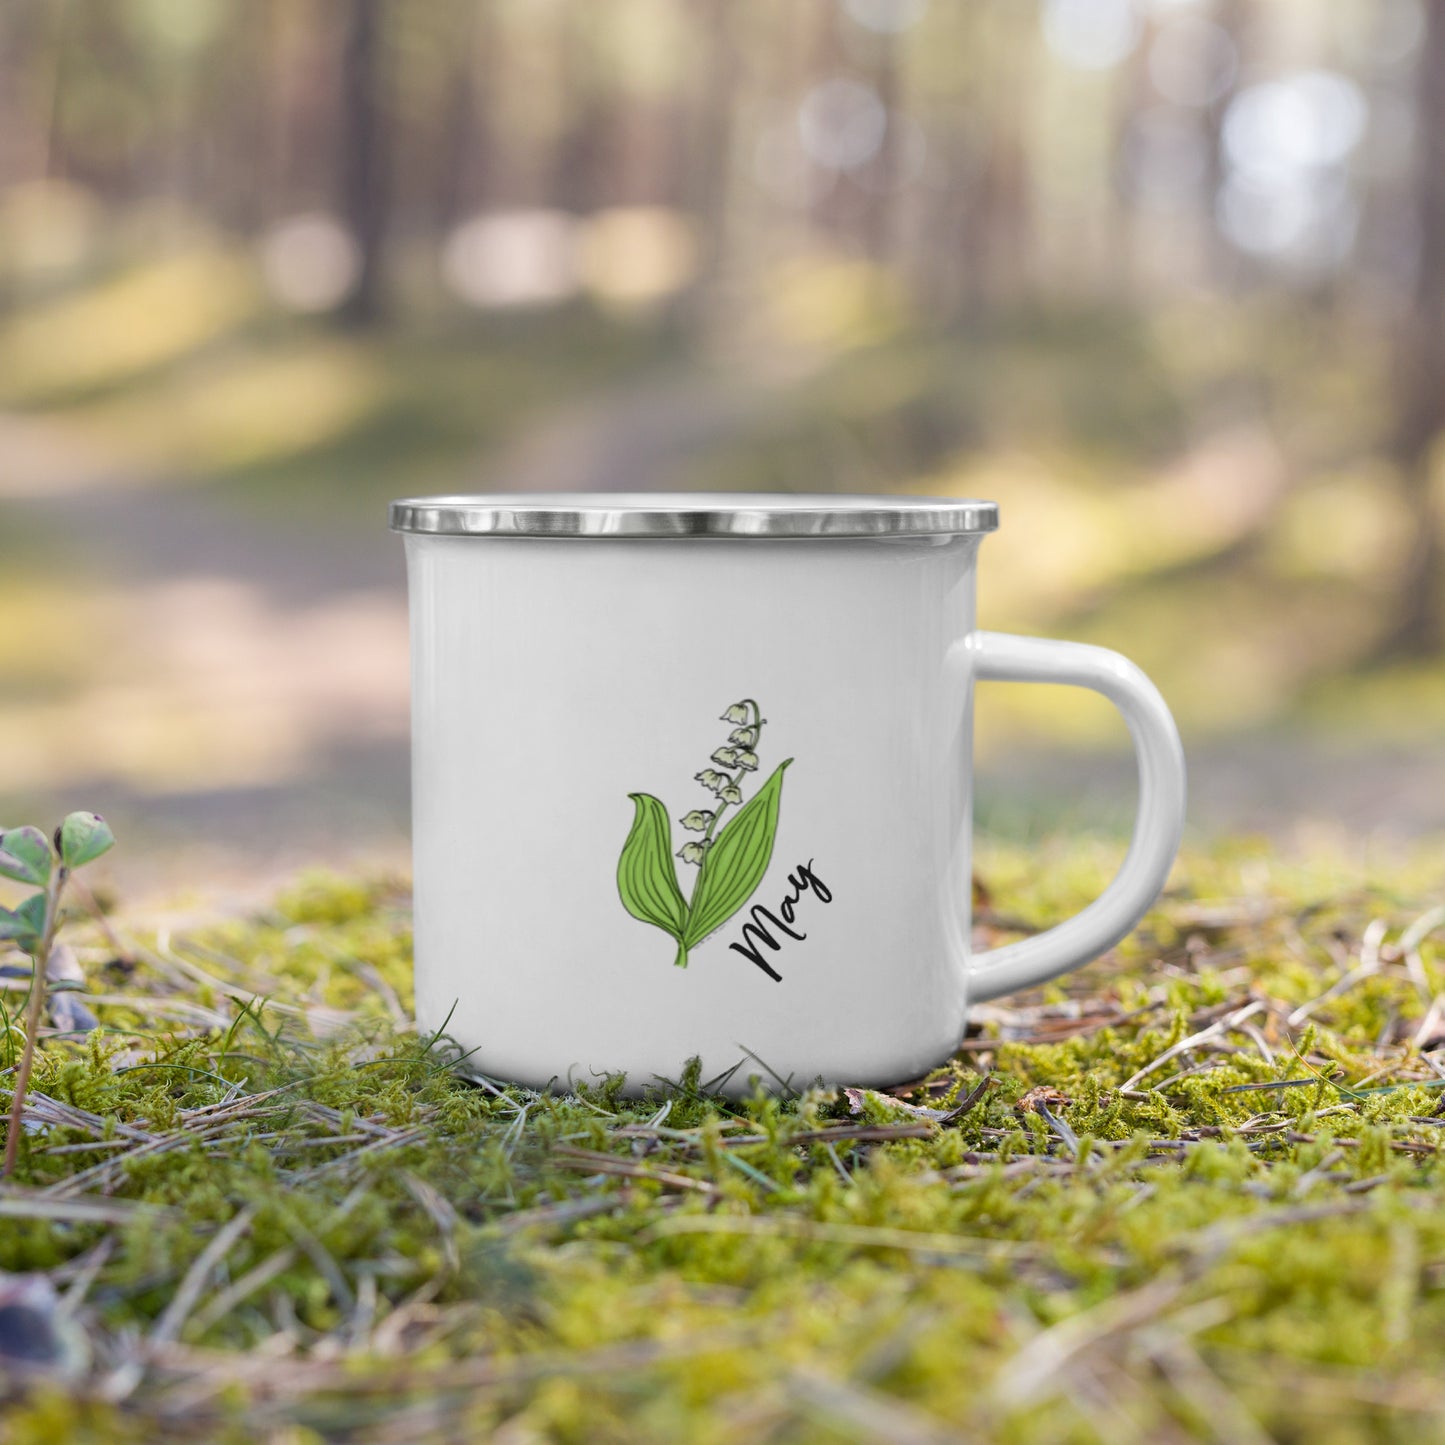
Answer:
top-left (1223, 71), bottom-right (1367, 178)
top-left (1042, 0), bottom-right (1141, 72)
top-left (1149, 16), bottom-right (1237, 108)
top-left (442, 210), bottom-right (579, 309)
top-left (259, 214), bottom-right (360, 314)
top-left (798, 78), bottom-right (887, 171)
top-left (579, 207), bottom-right (696, 308)
top-left (842, 0), bottom-right (928, 35)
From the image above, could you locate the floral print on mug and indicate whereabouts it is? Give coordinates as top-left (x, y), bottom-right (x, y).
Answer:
top-left (616, 700), bottom-right (791, 972)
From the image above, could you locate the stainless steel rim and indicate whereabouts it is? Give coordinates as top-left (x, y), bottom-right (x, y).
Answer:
top-left (389, 493), bottom-right (999, 539)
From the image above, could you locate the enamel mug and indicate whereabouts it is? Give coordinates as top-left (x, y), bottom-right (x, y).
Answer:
top-left (391, 494), bottom-right (1186, 1094)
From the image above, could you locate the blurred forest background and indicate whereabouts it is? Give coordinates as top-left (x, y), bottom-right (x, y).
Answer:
top-left (1, 0), bottom-right (1443, 891)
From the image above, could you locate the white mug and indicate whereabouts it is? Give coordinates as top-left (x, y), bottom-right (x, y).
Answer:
top-left (392, 494), bottom-right (1186, 1094)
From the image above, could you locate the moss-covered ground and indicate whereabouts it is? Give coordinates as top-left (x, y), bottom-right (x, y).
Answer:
top-left (1, 836), bottom-right (1444, 1442)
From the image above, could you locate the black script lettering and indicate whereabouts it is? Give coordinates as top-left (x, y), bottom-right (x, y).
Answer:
top-left (729, 860), bottom-right (832, 982)
top-left (789, 860), bottom-right (831, 903)
top-left (730, 917), bottom-right (785, 981)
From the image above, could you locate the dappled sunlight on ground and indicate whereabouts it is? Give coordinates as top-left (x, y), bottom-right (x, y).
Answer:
top-left (939, 426), bottom-right (1288, 622)
top-left (71, 342), bottom-right (386, 475)
top-left (0, 579), bottom-right (407, 795)
top-left (0, 244), bottom-right (259, 404)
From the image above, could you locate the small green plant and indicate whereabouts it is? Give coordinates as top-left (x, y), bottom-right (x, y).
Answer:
top-left (617, 699), bottom-right (791, 969)
top-left (0, 811), bottom-right (114, 1178)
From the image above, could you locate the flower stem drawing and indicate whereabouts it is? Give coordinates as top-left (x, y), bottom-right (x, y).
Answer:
top-left (617, 700), bottom-right (791, 969)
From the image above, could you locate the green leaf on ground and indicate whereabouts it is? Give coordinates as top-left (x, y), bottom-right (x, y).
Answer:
top-left (57, 812), bottom-right (115, 869)
top-left (0, 892), bottom-right (46, 949)
top-left (0, 827), bottom-right (52, 887)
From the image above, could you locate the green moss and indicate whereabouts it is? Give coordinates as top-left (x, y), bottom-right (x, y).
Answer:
top-left (1, 841), bottom-right (1444, 1438)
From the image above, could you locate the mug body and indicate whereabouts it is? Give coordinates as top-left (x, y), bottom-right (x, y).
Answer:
top-left (399, 495), bottom-right (995, 1093)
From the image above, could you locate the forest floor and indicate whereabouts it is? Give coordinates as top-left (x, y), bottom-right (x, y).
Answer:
top-left (1, 841), bottom-right (1444, 1441)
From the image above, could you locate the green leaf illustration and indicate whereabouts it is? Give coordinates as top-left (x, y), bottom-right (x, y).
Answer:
top-left (617, 699), bottom-right (791, 974)
top-left (617, 793), bottom-right (691, 967)
top-left (684, 759), bottom-right (792, 948)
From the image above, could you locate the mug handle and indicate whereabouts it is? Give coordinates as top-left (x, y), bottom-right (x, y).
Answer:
top-left (954, 630), bottom-right (1187, 1003)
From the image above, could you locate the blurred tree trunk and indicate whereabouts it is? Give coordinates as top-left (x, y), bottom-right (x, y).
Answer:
top-left (270, 0), bottom-right (332, 224)
top-left (692, 0), bottom-right (735, 242)
top-left (978, 74), bottom-right (1031, 308)
top-left (551, 6), bottom-right (606, 213)
top-left (682, 0), bottom-right (737, 326)
top-left (915, 115), bottom-right (968, 318)
top-left (215, 12), bottom-right (269, 232)
top-left (0, 2), bottom-right (61, 187)
top-left (1203, 0), bottom-right (1248, 287)
top-left (337, 0), bottom-right (389, 328)
top-left (1108, 17), bottom-right (1152, 299)
top-left (436, 0), bottom-right (494, 226)
top-left (807, 0), bottom-right (848, 241)
top-left (1387, 0), bottom-right (1445, 657)
top-left (861, 30), bottom-right (900, 262)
